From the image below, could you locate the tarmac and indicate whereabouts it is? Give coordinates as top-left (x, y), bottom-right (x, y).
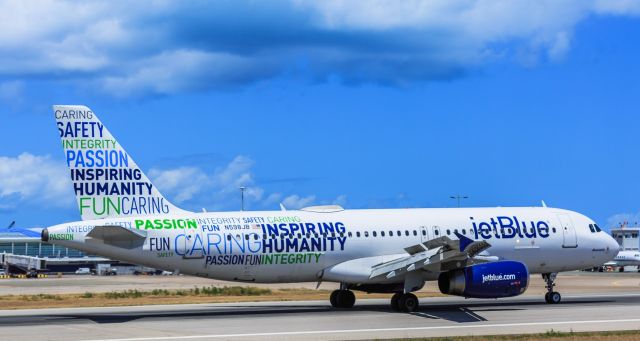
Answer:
top-left (0, 272), bottom-right (638, 340)
top-left (1, 293), bottom-right (640, 340)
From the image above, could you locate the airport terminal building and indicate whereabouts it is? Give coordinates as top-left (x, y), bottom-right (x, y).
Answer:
top-left (611, 226), bottom-right (640, 251)
top-left (0, 229), bottom-right (87, 258)
top-left (0, 225), bottom-right (143, 275)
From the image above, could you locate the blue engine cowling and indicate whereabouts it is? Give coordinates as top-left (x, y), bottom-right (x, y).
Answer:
top-left (438, 261), bottom-right (529, 298)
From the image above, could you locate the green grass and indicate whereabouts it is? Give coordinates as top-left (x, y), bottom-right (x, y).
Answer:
top-left (101, 286), bottom-right (272, 299)
top-left (382, 329), bottom-right (640, 340)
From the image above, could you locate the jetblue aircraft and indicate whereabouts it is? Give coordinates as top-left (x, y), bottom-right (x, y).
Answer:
top-left (42, 105), bottom-right (619, 312)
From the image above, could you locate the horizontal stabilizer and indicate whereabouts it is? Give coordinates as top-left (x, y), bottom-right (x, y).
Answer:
top-left (87, 225), bottom-right (147, 242)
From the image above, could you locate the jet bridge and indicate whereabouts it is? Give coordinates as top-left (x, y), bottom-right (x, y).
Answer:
top-left (0, 253), bottom-right (47, 276)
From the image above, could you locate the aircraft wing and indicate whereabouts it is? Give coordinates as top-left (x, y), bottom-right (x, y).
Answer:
top-left (86, 225), bottom-right (147, 245)
top-left (369, 232), bottom-right (491, 280)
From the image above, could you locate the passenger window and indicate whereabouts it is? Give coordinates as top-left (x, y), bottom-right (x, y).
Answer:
top-left (552, 228), bottom-right (557, 233)
top-left (454, 229), bottom-right (458, 234)
top-left (227, 235), bottom-right (232, 241)
top-left (381, 231), bottom-right (385, 237)
top-left (435, 230), bottom-right (439, 236)
top-left (462, 229), bottom-right (466, 235)
top-left (421, 230), bottom-right (426, 236)
top-left (356, 232), bottom-right (361, 237)
top-left (373, 231), bottom-right (377, 237)
top-left (446, 229), bottom-right (451, 235)
top-left (405, 230), bottom-right (409, 236)
top-left (364, 231), bottom-right (369, 237)
top-left (347, 232), bottom-right (352, 237)
top-left (389, 231), bottom-right (394, 237)
top-left (397, 230), bottom-right (401, 236)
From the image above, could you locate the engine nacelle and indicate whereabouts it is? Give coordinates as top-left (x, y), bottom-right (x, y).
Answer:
top-left (438, 261), bottom-right (529, 298)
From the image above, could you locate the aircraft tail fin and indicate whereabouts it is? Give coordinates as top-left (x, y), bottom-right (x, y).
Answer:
top-left (54, 105), bottom-right (191, 220)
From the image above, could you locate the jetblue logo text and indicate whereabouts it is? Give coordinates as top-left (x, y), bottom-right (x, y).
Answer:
top-left (471, 216), bottom-right (550, 240)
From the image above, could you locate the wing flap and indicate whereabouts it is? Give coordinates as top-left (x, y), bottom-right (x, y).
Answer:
top-left (369, 235), bottom-right (492, 280)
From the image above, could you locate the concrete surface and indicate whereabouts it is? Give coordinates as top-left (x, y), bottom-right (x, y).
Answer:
top-left (0, 271), bottom-right (638, 296)
top-left (0, 272), bottom-right (639, 340)
top-left (1, 293), bottom-right (640, 340)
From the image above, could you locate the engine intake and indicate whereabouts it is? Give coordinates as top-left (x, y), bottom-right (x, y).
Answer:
top-left (438, 261), bottom-right (529, 298)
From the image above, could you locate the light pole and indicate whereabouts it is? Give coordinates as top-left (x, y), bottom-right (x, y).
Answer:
top-left (450, 195), bottom-right (468, 207)
top-left (240, 187), bottom-right (246, 211)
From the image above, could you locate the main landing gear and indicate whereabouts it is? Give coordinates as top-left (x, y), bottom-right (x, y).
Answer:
top-left (330, 289), bottom-right (356, 308)
top-left (542, 273), bottom-right (561, 304)
top-left (391, 292), bottom-right (419, 312)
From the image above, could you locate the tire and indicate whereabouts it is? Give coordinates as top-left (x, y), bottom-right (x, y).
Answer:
top-left (390, 293), bottom-right (402, 311)
top-left (544, 292), bottom-right (550, 303)
top-left (330, 290), bottom-right (339, 307)
top-left (398, 293), bottom-right (419, 312)
top-left (341, 290), bottom-right (356, 308)
top-left (549, 292), bottom-right (561, 304)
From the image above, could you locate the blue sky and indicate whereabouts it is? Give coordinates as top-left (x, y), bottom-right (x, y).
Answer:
top-left (0, 1), bottom-right (639, 230)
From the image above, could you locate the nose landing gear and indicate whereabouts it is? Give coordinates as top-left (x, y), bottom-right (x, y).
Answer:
top-left (542, 273), bottom-right (561, 304)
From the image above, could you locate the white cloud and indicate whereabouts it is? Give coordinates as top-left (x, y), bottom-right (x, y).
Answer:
top-left (149, 155), bottom-right (263, 208)
top-left (0, 153), bottom-right (73, 207)
top-left (0, 1), bottom-right (638, 96)
top-left (607, 212), bottom-right (640, 229)
top-left (331, 194), bottom-right (348, 207)
top-left (148, 166), bottom-right (210, 203)
top-left (282, 194), bottom-right (317, 209)
top-left (149, 155), bottom-right (345, 211)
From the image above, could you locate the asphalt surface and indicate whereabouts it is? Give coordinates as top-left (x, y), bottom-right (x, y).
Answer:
top-left (2, 293), bottom-right (640, 340)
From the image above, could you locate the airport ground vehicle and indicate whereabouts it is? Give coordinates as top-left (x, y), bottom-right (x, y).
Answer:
top-left (75, 267), bottom-right (91, 275)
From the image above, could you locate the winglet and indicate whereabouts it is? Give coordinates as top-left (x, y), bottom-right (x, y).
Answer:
top-left (454, 231), bottom-right (474, 252)
top-left (541, 200), bottom-right (547, 208)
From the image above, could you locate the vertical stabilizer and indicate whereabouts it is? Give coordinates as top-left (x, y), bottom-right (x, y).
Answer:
top-left (54, 105), bottom-right (190, 220)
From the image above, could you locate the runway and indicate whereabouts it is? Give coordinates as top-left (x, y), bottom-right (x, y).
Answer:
top-left (2, 293), bottom-right (640, 340)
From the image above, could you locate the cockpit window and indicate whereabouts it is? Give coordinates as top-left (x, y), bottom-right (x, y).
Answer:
top-left (589, 224), bottom-right (596, 233)
top-left (594, 224), bottom-right (602, 232)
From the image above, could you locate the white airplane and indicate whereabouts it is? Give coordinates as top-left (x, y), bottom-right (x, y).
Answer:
top-left (42, 105), bottom-right (619, 312)
top-left (605, 250), bottom-right (640, 271)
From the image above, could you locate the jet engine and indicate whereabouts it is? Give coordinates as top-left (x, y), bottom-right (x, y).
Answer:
top-left (438, 260), bottom-right (529, 298)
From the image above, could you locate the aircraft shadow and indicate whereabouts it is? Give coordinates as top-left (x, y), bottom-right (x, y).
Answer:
top-left (0, 298), bottom-right (615, 326)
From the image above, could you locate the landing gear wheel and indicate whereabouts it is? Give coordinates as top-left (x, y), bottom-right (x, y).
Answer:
top-left (390, 293), bottom-right (402, 311)
top-left (330, 290), bottom-right (355, 308)
top-left (398, 293), bottom-right (419, 312)
top-left (548, 292), bottom-right (561, 304)
top-left (542, 273), bottom-right (561, 304)
top-left (330, 290), bottom-right (339, 307)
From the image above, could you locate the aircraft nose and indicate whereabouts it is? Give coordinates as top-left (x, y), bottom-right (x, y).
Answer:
top-left (604, 233), bottom-right (620, 256)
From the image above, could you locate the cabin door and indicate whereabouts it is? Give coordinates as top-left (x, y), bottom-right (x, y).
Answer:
top-left (557, 214), bottom-right (577, 248)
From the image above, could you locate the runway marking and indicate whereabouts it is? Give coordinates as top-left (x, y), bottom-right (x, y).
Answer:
top-left (459, 307), bottom-right (487, 321)
top-left (79, 318), bottom-right (640, 341)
